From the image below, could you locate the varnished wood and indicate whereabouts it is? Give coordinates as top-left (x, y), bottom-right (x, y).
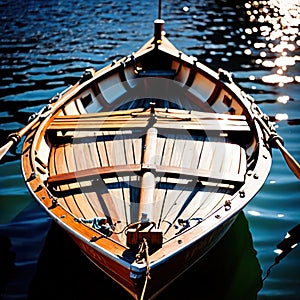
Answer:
top-left (139, 172), bottom-right (156, 221)
top-left (47, 113), bottom-right (250, 133)
top-left (19, 19), bottom-right (274, 300)
top-left (143, 127), bottom-right (158, 168)
top-left (47, 164), bottom-right (141, 185)
top-left (155, 164), bottom-right (244, 185)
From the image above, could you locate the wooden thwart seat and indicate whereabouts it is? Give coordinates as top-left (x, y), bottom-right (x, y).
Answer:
top-left (155, 165), bottom-right (245, 185)
top-left (47, 111), bottom-right (250, 133)
top-left (47, 164), bottom-right (141, 186)
top-left (47, 117), bottom-right (247, 189)
top-left (47, 162), bottom-right (245, 187)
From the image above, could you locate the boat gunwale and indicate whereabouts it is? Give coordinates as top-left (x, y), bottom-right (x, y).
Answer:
top-left (22, 33), bottom-right (272, 243)
top-left (20, 23), bottom-right (274, 300)
top-left (21, 113), bottom-right (272, 269)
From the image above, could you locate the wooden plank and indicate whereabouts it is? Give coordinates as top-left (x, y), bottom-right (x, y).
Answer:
top-left (123, 134), bottom-right (135, 165)
top-left (155, 109), bottom-right (247, 120)
top-left (93, 185), bottom-right (122, 243)
top-left (48, 145), bottom-right (57, 177)
top-left (169, 135), bottom-right (185, 167)
top-left (52, 109), bottom-right (247, 125)
top-left (47, 118), bottom-right (250, 132)
top-left (197, 140), bottom-right (215, 170)
top-left (155, 165), bottom-right (244, 185)
top-left (177, 191), bottom-right (228, 223)
top-left (157, 134), bottom-right (174, 213)
top-left (112, 134), bottom-right (128, 166)
top-left (61, 143), bottom-right (104, 219)
top-left (155, 122), bottom-right (250, 132)
top-left (97, 132), bottom-right (109, 167)
top-left (210, 141), bottom-right (226, 173)
top-left (67, 141), bottom-right (107, 219)
top-left (159, 189), bottom-right (193, 235)
top-left (56, 108), bottom-right (144, 119)
top-left (47, 164), bottom-right (141, 185)
top-left (160, 134), bottom-right (175, 166)
top-left (64, 142), bottom-right (76, 172)
top-left (48, 109), bottom-right (250, 137)
top-left (156, 136), bottom-right (166, 165)
top-left (55, 144), bottom-right (80, 215)
top-left (188, 137), bottom-right (204, 169)
top-left (209, 142), bottom-right (247, 178)
top-left (158, 118), bottom-right (248, 126)
top-left (50, 144), bottom-right (84, 218)
top-left (178, 138), bottom-right (194, 169)
top-left (48, 145), bottom-right (245, 186)
top-left (70, 141), bottom-right (111, 216)
top-left (97, 131), bottom-right (142, 225)
top-left (90, 141), bottom-right (102, 168)
top-left (157, 187), bottom-right (181, 233)
top-left (98, 130), bottom-right (128, 168)
top-left (132, 136), bottom-right (142, 164)
top-left (101, 132), bottom-right (133, 235)
top-left (219, 142), bottom-right (239, 175)
top-left (52, 115), bottom-right (147, 122)
top-left (208, 141), bottom-right (245, 183)
top-left (47, 120), bottom-right (148, 131)
top-left (120, 181), bottom-right (131, 225)
top-left (49, 119), bottom-right (149, 128)
top-left (106, 184), bottom-right (128, 244)
top-left (128, 175), bottom-right (140, 223)
top-left (154, 185), bottom-right (168, 228)
top-left (130, 108), bottom-right (248, 121)
top-left (239, 146), bottom-right (247, 176)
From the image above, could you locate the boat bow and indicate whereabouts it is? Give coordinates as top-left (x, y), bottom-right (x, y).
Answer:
top-left (20, 19), bottom-right (274, 300)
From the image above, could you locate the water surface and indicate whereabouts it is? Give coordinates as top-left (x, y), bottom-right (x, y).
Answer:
top-left (0, 0), bottom-right (299, 299)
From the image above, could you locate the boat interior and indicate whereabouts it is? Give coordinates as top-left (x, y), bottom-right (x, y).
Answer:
top-left (34, 45), bottom-right (257, 251)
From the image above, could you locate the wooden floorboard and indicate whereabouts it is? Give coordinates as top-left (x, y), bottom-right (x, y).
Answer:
top-left (53, 144), bottom-right (84, 217)
top-left (132, 136), bottom-right (142, 164)
top-left (159, 189), bottom-right (194, 237)
top-left (65, 142), bottom-right (100, 219)
top-left (123, 134), bottom-right (135, 165)
top-left (181, 190), bottom-right (227, 220)
top-left (97, 134), bottom-right (109, 167)
top-left (47, 110), bottom-right (248, 245)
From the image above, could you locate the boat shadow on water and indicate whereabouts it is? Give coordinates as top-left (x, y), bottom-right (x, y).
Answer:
top-left (27, 211), bottom-right (262, 300)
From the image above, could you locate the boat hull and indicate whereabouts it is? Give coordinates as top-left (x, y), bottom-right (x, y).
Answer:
top-left (137, 216), bottom-right (237, 299)
top-left (20, 19), bottom-right (273, 300)
top-left (68, 215), bottom-right (236, 299)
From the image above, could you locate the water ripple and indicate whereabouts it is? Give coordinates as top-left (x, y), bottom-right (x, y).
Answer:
top-left (0, 0), bottom-right (299, 299)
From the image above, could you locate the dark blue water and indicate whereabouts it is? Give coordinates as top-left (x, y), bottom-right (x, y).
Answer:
top-left (0, 0), bottom-right (299, 299)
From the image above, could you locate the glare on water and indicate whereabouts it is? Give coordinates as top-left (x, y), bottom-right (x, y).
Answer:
top-left (244, 0), bottom-right (300, 91)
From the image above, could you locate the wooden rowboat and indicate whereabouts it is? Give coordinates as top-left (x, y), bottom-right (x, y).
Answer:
top-left (18, 19), bottom-right (279, 299)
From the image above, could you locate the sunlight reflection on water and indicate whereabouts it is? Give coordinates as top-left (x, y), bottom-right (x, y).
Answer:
top-left (0, 0), bottom-right (299, 299)
top-left (244, 0), bottom-right (300, 91)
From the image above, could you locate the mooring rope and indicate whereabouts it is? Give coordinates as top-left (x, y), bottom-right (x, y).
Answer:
top-left (113, 221), bottom-right (156, 235)
top-left (137, 238), bottom-right (151, 300)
